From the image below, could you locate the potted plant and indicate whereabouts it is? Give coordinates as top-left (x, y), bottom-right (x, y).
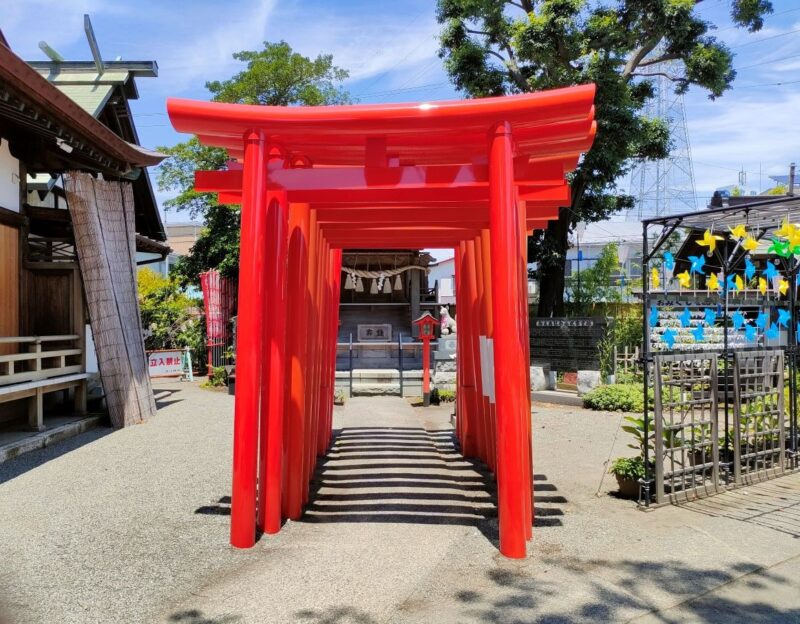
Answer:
top-left (609, 456), bottom-right (645, 499)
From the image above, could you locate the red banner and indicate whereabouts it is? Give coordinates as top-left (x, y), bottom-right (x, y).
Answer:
top-left (200, 270), bottom-right (234, 339)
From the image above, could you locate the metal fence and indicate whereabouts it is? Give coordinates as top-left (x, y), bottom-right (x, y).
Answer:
top-left (650, 349), bottom-right (797, 505)
top-left (335, 334), bottom-right (436, 397)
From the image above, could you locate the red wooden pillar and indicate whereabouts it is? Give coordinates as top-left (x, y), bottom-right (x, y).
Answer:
top-left (311, 232), bottom-right (326, 461)
top-left (474, 233), bottom-right (496, 473)
top-left (230, 130), bottom-right (269, 548)
top-left (518, 201), bottom-right (533, 539)
top-left (317, 241), bottom-right (331, 455)
top-left (489, 121), bottom-right (528, 559)
top-left (283, 203), bottom-right (310, 520)
top-left (325, 248), bottom-right (343, 446)
top-left (454, 244), bottom-right (464, 447)
top-left (319, 243), bottom-right (340, 453)
top-left (302, 211), bottom-right (319, 505)
top-left (258, 187), bottom-right (290, 535)
top-left (457, 241), bottom-right (478, 457)
top-left (479, 230), bottom-right (497, 475)
top-left (464, 239), bottom-right (487, 464)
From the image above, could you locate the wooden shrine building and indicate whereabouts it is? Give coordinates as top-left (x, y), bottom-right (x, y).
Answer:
top-left (0, 27), bottom-right (164, 436)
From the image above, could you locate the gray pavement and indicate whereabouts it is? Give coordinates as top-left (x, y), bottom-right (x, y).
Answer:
top-left (0, 383), bottom-right (798, 623)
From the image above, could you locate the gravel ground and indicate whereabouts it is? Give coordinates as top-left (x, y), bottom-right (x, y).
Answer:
top-left (0, 383), bottom-right (799, 623)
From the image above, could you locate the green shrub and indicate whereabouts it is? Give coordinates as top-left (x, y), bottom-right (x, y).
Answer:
top-left (430, 388), bottom-right (456, 405)
top-left (609, 456), bottom-right (645, 480)
top-left (437, 389), bottom-right (456, 403)
top-left (583, 383), bottom-right (652, 412)
top-left (615, 371), bottom-right (642, 384)
top-left (201, 366), bottom-right (227, 388)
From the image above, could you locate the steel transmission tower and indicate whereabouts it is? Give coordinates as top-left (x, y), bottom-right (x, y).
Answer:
top-left (627, 60), bottom-right (697, 220)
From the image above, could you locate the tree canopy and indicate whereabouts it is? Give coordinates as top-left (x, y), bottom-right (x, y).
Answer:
top-left (157, 41), bottom-right (351, 285)
top-left (436, 0), bottom-right (774, 316)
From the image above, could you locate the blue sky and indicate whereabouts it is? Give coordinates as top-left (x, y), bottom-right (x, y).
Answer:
top-left (3, 0), bottom-right (800, 225)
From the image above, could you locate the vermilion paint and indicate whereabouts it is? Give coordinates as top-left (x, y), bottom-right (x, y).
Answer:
top-left (167, 86), bottom-right (597, 558)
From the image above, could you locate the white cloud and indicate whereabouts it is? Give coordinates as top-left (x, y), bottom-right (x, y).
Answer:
top-left (686, 88), bottom-right (799, 193)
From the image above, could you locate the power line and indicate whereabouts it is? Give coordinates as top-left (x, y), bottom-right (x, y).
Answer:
top-left (735, 52), bottom-right (800, 71)
top-left (730, 26), bottom-right (800, 49)
top-left (351, 6), bottom-right (434, 98)
top-left (737, 78), bottom-right (800, 88)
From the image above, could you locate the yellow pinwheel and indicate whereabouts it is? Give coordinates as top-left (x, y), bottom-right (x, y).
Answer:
top-left (707, 273), bottom-right (721, 291)
top-left (729, 224), bottom-right (748, 240)
top-left (742, 236), bottom-right (759, 252)
top-left (779, 278), bottom-right (790, 296)
top-left (788, 228), bottom-right (800, 249)
top-left (735, 274), bottom-right (744, 291)
top-left (759, 277), bottom-right (768, 295)
top-left (776, 218), bottom-right (797, 239)
top-left (676, 270), bottom-right (691, 288)
top-left (650, 267), bottom-right (660, 289)
top-left (697, 229), bottom-right (724, 254)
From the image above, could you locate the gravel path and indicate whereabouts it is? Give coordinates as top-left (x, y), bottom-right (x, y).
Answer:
top-left (0, 383), bottom-right (798, 623)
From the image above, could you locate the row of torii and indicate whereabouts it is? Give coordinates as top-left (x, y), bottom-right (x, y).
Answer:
top-left (167, 84), bottom-right (597, 558)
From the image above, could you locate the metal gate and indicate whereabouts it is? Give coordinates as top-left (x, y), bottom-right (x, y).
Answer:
top-left (653, 352), bottom-right (721, 504)
top-left (652, 349), bottom-right (794, 505)
top-left (733, 349), bottom-right (787, 485)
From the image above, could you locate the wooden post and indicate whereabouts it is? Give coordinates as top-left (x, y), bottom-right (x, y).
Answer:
top-left (230, 129), bottom-right (269, 549)
top-left (283, 203), bottom-right (310, 521)
top-left (410, 269), bottom-right (421, 339)
top-left (489, 121), bottom-right (528, 559)
top-left (258, 188), bottom-right (290, 535)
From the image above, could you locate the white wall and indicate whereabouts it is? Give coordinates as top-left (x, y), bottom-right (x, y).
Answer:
top-left (0, 139), bottom-right (20, 212)
top-left (428, 257), bottom-right (455, 305)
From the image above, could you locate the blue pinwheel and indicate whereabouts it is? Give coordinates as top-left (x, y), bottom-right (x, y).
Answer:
top-left (661, 328), bottom-right (677, 350)
top-left (663, 251), bottom-right (675, 272)
top-left (797, 321), bottom-right (800, 343)
top-left (679, 307), bottom-right (692, 328)
top-left (763, 262), bottom-right (779, 281)
top-left (649, 304), bottom-right (659, 327)
top-left (756, 311), bottom-right (770, 329)
top-left (745, 324), bottom-right (758, 342)
top-left (745, 257), bottom-right (756, 281)
top-left (688, 255), bottom-right (706, 275)
top-left (765, 323), bottom-right (780, 340)
top-left (731, 309), bottom-right (746, 330)
top-left (703, 307), bottom-right (717, 326)
top-left (691, 324), bottom-right (705, 342)
top-left (725, 273), bottom-right (738, 291)
top-left (777, 308), bottom-right (791, 328)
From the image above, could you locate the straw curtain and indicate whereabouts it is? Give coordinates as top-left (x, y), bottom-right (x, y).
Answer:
top-left (64, 171), bottom-right (156, 427)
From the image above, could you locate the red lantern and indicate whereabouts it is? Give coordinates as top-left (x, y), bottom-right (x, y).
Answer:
top-left (413, 312), bottom-right (438, 406)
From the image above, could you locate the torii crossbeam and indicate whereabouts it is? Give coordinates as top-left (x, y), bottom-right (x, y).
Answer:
top-left (167, 85), bottom-right (596, 558)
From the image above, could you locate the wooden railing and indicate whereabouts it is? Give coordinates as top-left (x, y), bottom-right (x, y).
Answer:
top-left (0, 335), bottom-right (84, 386)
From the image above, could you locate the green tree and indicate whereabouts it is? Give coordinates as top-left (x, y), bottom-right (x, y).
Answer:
top-left (157, 41), bottom-right (351, 285)
top-left (436, 0), bottom-right (773, 317)
top-left (569, 241), bottom-right (622, 314)
top-left (137, 268), bottom-right (201, 351)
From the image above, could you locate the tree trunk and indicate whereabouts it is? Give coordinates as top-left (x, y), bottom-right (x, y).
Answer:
top-left (536, 209), bottom-right (570, 318)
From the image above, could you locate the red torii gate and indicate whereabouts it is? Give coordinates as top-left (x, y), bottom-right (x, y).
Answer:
top-left (167, 85), bottom-right (596, 558)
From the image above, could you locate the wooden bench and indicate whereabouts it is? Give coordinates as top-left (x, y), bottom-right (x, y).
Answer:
top-left (0, 335), bottom-right (87, 431)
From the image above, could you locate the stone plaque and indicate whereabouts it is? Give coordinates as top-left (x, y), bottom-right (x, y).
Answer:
top-left (357, 323), bottom-right (391, 342)
top-left (435, 335), bottom-right (457, 354)
top-left (530, 317), bottom-right (608, 371)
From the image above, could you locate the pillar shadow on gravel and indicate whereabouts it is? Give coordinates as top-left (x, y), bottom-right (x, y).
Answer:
top-left (298, 427), bottom-right (566, 544)
top-left (194, 427), bottom-right (567, 538)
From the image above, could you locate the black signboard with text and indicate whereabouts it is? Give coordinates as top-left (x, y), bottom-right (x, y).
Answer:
top-left (530, 317), bottom-right (608, 371)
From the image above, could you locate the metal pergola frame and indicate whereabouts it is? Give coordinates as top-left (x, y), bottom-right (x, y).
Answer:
top-left (641, 195), bottom-right (800, 504)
